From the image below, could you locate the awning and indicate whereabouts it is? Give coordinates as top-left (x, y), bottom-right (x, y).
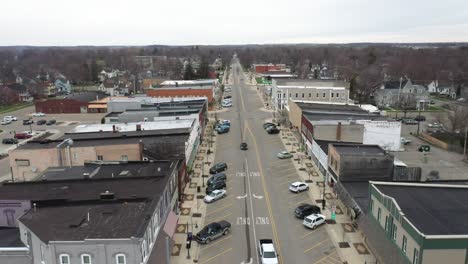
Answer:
top-left (163, 211), bottom-right (178, 238)
top-left (88, 104), bottom-right (107, 109)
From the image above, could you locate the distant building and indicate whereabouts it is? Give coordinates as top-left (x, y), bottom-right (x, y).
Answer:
top-left (34, 91), bottom-right (107, 113)
top-left (374, 79), bottom-right (430, 109)
top-left (272, 79), bottom-right (351, 110)
top-left (145, 79), bottom-right (217, 107)
top-left (54, 78), bottom-right (72, 94)
top-left (0, 161), bottom-right (180, 264)
top-left (253, 63), bottom-right (290, 74)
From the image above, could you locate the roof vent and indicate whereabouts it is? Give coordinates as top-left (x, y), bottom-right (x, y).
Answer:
top-left (157, 167), bottom-right (161, 172)
top-left (100, 190), bottom-right (115, 200)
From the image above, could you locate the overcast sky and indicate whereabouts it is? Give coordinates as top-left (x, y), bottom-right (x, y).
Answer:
top-left (2, 0), bottom-right (468, 46)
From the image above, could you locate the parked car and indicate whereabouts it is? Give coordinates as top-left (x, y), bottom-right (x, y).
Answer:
top-left (216, 125), bottom-right (230, 134)
top-left (205, 180), bottom-right (226, 194)
top-left (2, 138), bottom-right (18, 144)
top-left (195, 221), bottom-right (231, 244)
top-left (3, 116), bottom-right (17, 121)
top-left (240, 142), bottom-right (248, 150)
top-left (303, 214), bottom-right (326, 229)
top-left (263, 122), bottom-right (275, 130)
top-left (295, 204), bottom-right (321, 219)
top-left (277, 151), bottom-right (293, 159)
top-left (402, 119), bottom-right (417, 125)
top-left (207, 173), bottom-right (227, 186)
top-left (31, 112), bottom-right (45, 117)
top-left (267, 127), bottom-right (280, 134)
top-left (36, 119), bottom-right (47, 125)
top-left (23, 119), bottom-right (33, 125)
top-left (218, 120), bottom-right (230, 125)
top-left (418, 145), bottom-right (431, 152)
top-left (401, 138), bottom-right (412, 145)
top-left (224, 95), bottom-right (232, 99)
top-left (46, 119), bottom-right (56, 125)
top-left (258, 239), bottom-right (279, 264)
top-left (289, 181), bottom-right (309, 193)
top-left (414, 115), bottom-right (426, 121)
top-left (210, 162), bottom-right (228, 174)
top-left (429, 100), bottom-right (435, 104)
top-left (204, 189), bottom-right (227, 203)
top-left (1, 120), bottom-right (11, 125)
top-left (14, 133), bottom-right (33, 139)
top-left (222, 102), bottom-right (232, 108)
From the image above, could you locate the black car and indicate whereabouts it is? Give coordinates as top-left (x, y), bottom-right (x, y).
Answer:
top-left (414, 115), bottom-right (426, 121)
top-left (23, 119), bottom-right (33, 125)
top-left (206, 181), bottom-right (226, 194)
top-left (209, 162), bottom-right (228, 174)
top-left (37, 119), bottom-right (47, 125)
top-left (295, 204), bottom-right (321, 219)
top-left (267, 127), bottom-right (280, 134)
top-left (207, 173), bottom-right (227, 186)
top-left (46, 119), bottom-right (56, 125)
top-left (240, 142), bottom-right (248, 150)
top-left (2, 138), bottom-right (18, 144)
top-left (402, 119), bottom-right (417, 125)
top-left (195, 221), bottom-right (231, 244)
top-left (263, 122), bottom-right (275, 130)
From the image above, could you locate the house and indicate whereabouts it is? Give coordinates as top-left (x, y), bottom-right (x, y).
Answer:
top-left (0, 162), bottom-right (180, 264)
top-left (374, 79), bottom-right (430, 109)
top-left (271, 79), bottom-right (351, 111)
top-left (54, 77), bottom-right (72, 94)
top-left (98, 79), bottom-right (120, 96)
top-left (4, 84), bottom-right (33, 102)
top-left (363, 181), bottom-right (468, 264)
top-left (34, 91), bottom-right (107, 113)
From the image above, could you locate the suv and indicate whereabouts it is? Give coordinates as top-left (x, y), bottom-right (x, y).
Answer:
top-left (289, 181), bottom-right (309, 193)
top-left (37, 119), bottom-right (47, 125)
top-left (414, 115), bottom-right (426, 121)
top-left (23, 119), bottom-right (33, 125)
top-left (46, 119), bottom-right (56, 125)
top-left (295, 204), bottom-right (321, 219)
top-left (210, 162), bottom-right (228, 174)
top-left (267, 127), bottom-right (280, 134)
top-left (303, 214), bottom-right (326, 229)
top-left (2, 138), bottom-right (18, 144)
top-left (206, 180), bottom-right (226, 194)
top-left (14, 133), bottom-right (32, 139)
top-left (207, 173), bottom-right (227, 186)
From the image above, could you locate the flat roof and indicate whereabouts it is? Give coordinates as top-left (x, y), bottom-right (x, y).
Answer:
top-left (69, 119), bottom-right (194, 133)
top-left (297, 102), bottom-right (368, 113)
top-left (275, 79), bottom-right (349, 88)
top-left (160, 79), bottom-right (217, 86)
top-left (341, 182), bottom-right (370, 213)
top-left (373, 182), bottom-right (468, 235)
top-left (332, 144), bottom-right (386, 156)
top-left (109, 96), bottom-right (207, 104)
top-left (315, 140), bottom-right (361, 155)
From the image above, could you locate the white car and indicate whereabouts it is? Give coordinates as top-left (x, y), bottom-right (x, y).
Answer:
top-left (204, 189), bottom-right (227, 203)
top-left (289, 181), bottom-right (309, 193)
top-left (31, 112), bottom-right (46, 117)
top-left (3, 116), bottom-right (17, 121)
top-left (303, 214), bottom-right (326, 229)
top-left (219, 120), bottom-right (230, 125)
top-left (1, 120), bottom-right (11, 125)
top-left (222, 102), bottom-right (232, 108)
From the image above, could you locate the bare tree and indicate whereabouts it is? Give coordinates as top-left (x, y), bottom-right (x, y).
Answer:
top-left (396, 93), bottom-right (417, 117)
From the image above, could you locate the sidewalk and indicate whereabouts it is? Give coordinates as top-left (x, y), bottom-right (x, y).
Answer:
top-left (277, 128), bottom-right (377, 264)
top-left (170, 113), bottom-right (219, 264)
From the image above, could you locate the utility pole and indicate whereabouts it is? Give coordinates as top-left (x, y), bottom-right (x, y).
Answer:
top-left (416, 107), bottom-right (422, 136)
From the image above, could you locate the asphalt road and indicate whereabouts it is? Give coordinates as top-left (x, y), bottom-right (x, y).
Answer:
top-left (198, 60), bottom-right (340, 264)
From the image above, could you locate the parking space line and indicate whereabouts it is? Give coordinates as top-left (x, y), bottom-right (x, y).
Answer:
top-left (210, 213), bottom-right (232, 223)
top-left (304, 238), bottom-right (330, 253)
top-left (199, 247), bottom-right (233, 264)
top-left (326, 253), bottom-right (342, 263)
top-left (206, 203), bottom-right (233, 217)
top-left (312, 252), bottom-right (340, 264)
top-left (300, 228), bottom-right (319, 239)
top-left (200, 235), bottom-right (232, 252)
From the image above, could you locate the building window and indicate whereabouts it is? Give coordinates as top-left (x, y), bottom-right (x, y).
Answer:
top-left (81, 254), bottom-right (92, 264)
top-left (295, 93), bottom-right (298, 98)
top-left (336, 93), bottom-right (339, 97)
top-left (331, 93), bottom-right (334, 98)
top-left (377, 208), bottom-right (381, 221)
top-left (402, 235), bottom-right (407, 253)
top-left (278, 93), bottom-right (281, 98)
top-left (316, 93), bottom-right (319, 97)
top-left (392, 224), bottom-right (397, 241)
top-left (289, 93), bottom-right (291, 98)
top-left (413, 249), bottom-right (419, 264)
top-left (121, 155), bottom-right (128, 161)
top-left (116, 254), bottom-right (126, 264)
top-left (384, 216), bottom-right (389, 231)
top-left (322, 93), bottom-right (326, 98)
top-left (283, 93), bottom-right (286, 98)
top-left (302, 93), bottom-right (304, 98)
top-left (308, 93), bottom-right (311, 98)
top-left (59, 254), bottom-right (70, 264)
top-left (97, 155), bottom-right (103, 161)
top-left (369, 199), bottom-right (374, 212)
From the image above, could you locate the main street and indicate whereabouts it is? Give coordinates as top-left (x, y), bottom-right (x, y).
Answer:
top-left (197, 59), bottom-right (341, 264)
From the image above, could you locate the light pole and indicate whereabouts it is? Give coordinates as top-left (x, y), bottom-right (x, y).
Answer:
top-left (416, 105), bottom-right (422, 136)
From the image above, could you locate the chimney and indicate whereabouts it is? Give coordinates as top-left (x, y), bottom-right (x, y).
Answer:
top-left (336, 122), bottom-right (342, 141)
top-left (136, 124), bottom-right (142, 131)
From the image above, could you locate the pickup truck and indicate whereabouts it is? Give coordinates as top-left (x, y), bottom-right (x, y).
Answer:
top-left (258, 239), bottom-right (279, 264)
top-left (401, 137), bottom-right (412, 145)
top-left (195, 221), bottom-right (231, 244)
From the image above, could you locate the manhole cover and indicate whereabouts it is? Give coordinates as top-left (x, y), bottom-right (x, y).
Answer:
top-left (338, 242), bottom-right (350, 248)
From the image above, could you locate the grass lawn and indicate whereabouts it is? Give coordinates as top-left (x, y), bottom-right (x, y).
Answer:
top-left (0, 102), bottom-right (33, 114)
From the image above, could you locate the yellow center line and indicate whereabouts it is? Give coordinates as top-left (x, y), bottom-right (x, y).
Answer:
top-left (206, 203), bottom-right (233, 217)
top-left (210, 213), bottom-right (232, 223)
top-left (200, 235), bottom-right (232, 252)
top-left (304, 238), bottom-right (330, 253)
top-left (199, 247), bottom-right (233, 264)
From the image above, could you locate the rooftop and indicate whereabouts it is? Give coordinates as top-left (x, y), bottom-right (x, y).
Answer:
top-left (332, 144), bottom-right (386, 156)
top-left (315, 140), bottom-right (362, 155)
top-left (69, 119), bottom-right (194, 133)
top-left (275, 79), bottom-right (349, 88)
top-left (373, 182), bottom-right (468, 235)
top-left (160, 79), bottom-right (217, 86)
top-left (61, 91), bottom-right (107, 102)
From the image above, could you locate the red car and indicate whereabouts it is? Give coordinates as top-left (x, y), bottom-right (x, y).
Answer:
top-left (14, 133), bottom-right (32, 139)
